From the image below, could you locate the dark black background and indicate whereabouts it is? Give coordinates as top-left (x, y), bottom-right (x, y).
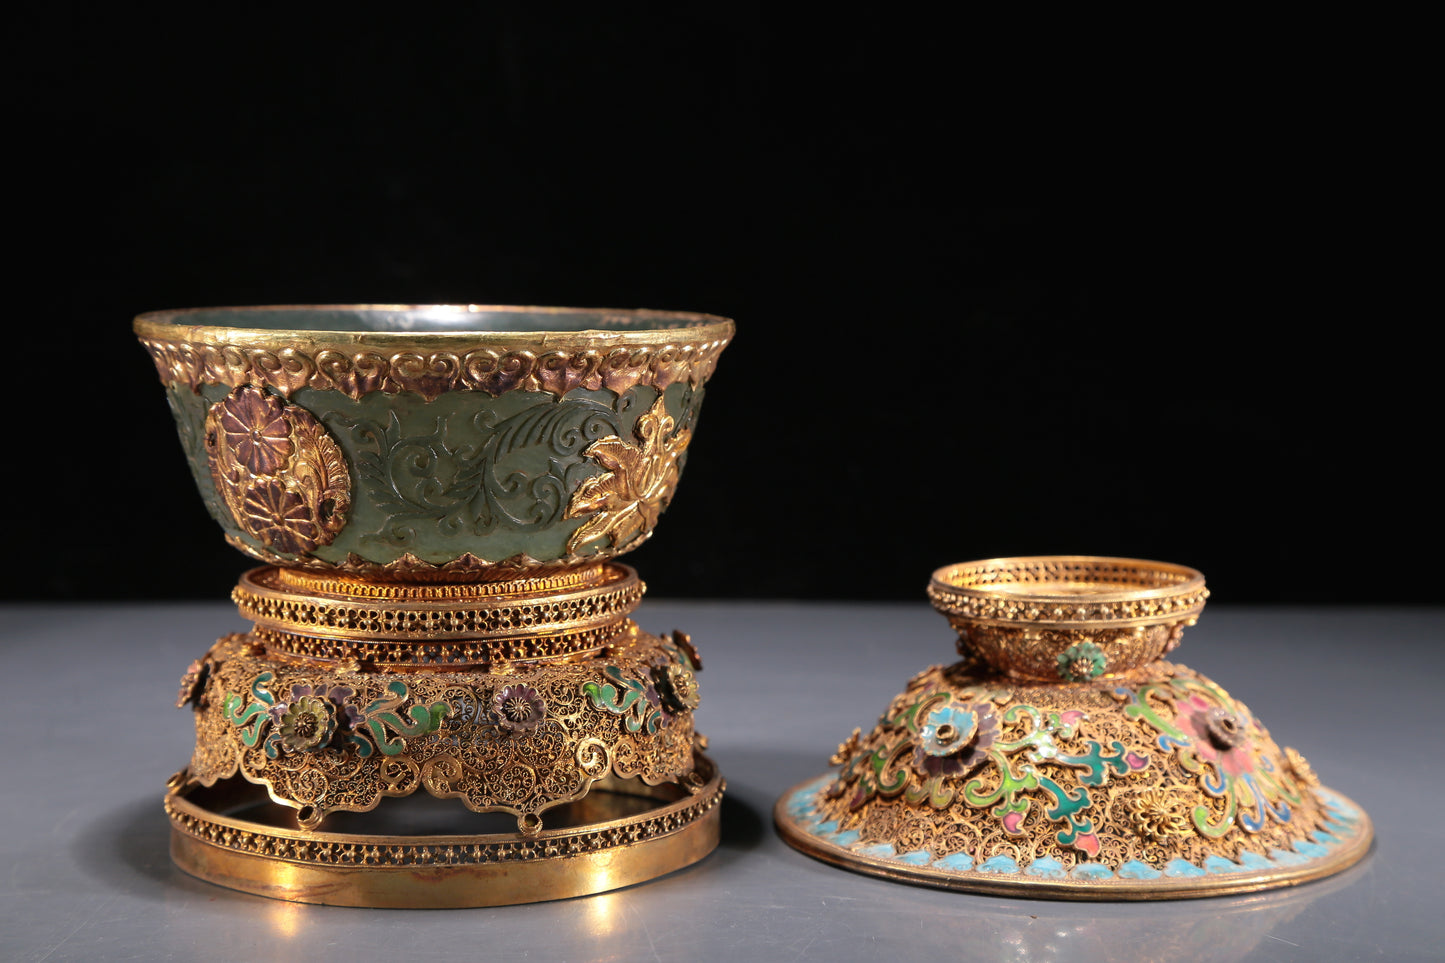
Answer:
top-left (16, 7), bottom-right (1432, 603)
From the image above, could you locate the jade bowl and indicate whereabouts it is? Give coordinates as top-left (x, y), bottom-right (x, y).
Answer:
top-left (136, 305), bottom-right (734, 579)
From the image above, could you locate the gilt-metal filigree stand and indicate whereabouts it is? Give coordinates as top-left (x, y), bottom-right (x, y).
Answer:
top-left (137, 305), bottom-right (733, 907)
top-left (166, 565), bottom-right (721, 907)
top-left (775, 557), bottom-right (1371, 899)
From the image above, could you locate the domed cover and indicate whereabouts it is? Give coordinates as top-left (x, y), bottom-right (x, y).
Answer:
top-left (775, 558), bottom-right (1371, 898)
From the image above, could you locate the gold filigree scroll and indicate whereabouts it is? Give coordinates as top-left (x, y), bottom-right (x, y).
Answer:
top-left (184, 629), bottom-right (701, 832)
top-left (206, 386), bottom-right (351, 556)
top-left (811, 662), bottom-right (1330, 872)
top-left (564, 396), bottom-right (691, 556)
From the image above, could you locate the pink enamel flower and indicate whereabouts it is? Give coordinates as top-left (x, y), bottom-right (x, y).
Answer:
top-left (1172, 693), bottom-right (1258, 777)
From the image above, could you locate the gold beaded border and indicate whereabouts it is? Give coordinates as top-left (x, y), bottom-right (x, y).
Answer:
top-left (233, 564), bottom-right (645, 643)
top-left (275, 564), bottom-right (607, 599)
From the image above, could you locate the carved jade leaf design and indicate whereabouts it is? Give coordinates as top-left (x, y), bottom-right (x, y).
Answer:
top-left (329, 395), bottom-right (624, 550)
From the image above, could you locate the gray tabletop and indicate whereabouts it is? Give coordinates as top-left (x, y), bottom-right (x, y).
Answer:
top-left (2, 600), bottom-right (1440, 962)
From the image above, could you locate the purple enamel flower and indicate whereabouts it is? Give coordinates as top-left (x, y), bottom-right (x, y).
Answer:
top-left (494, 684), bottom-right (546, 731)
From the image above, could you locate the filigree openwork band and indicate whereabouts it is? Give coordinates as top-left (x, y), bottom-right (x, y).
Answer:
top-left (166, 758), bottom-right (724, 908)
top-left (181, 627), bottom-right (706, 832)
top-left (168, 761), bottom-right (723, 867)
top-left (233, 563), bottom-right (644, 646)
top-left (249, 625), bottom-right (632, 669)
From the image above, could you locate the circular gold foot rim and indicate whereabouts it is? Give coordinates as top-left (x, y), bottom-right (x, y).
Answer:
top-left (167, 755), bottom-right (724, 908)
top-left (774, 775), bottom-right (1371, 901)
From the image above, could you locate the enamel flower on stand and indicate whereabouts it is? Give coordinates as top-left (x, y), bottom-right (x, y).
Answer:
top-left (268, 684), bottom-right (362, 753)
top-left (493, 684), bottom-right (547, 731)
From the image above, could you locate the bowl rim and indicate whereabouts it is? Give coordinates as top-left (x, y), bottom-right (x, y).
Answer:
top-left (133, 303), bottom-right (735, 347)
top-left (930, 555), bottom-right (1206, 605)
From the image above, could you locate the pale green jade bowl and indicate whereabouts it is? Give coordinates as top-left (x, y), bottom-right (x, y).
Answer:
top-left (135, 305), bottom-right (734, 579)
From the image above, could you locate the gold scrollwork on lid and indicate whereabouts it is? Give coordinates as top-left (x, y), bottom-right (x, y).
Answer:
top-left (206, 386), bottom-right (351, 556)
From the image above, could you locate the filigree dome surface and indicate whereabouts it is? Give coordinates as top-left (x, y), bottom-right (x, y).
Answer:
top-left (775, 557), bottom-right (1371, 898)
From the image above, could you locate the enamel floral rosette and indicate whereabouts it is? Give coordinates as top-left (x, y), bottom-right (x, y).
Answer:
top-left (774, 557), bottom-right (1371, 899)
top-left (138, 305), bottom-right (731, 907)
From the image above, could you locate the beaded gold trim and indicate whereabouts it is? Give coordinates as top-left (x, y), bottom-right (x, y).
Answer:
top-left (251, 623), bottom-right (628, 668)
top-left (233, 564), bottom-right (644, 645)
top-left (275, 564), bottom-right (607, 599)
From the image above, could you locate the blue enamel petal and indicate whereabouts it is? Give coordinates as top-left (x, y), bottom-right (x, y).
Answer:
top-left (1164, 859), bottom-right (1206, 877)
top-left (1118, 860), bottom-right (1162, 879)
top-left (1024, 857), bottom-right (1066, 879)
